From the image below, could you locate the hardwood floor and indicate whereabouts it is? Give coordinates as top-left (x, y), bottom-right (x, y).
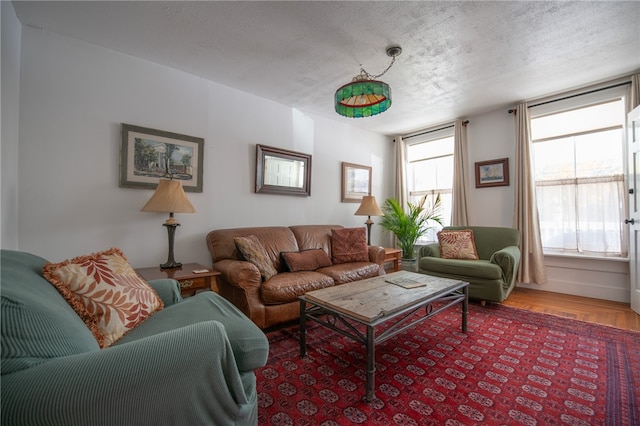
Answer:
top-left (500, 287), bottom-right (640, 332)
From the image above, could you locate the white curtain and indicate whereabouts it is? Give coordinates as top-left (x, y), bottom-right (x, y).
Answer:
top-left (513, 103), bottom-right (547, 284)
top-left (451, 119), bottom-right (471, 225)
top-left (536, 176), bottom-right (627, 256)
top-left (395, 135), bottom-right (408, 208)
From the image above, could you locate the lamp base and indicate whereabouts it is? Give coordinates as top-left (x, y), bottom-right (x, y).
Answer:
top-left (160, 260), bottom-right (182, 269)
top-left (160, 222), bottom-right (181, 269)
top-left (364, 217), bottom-right (373, 245)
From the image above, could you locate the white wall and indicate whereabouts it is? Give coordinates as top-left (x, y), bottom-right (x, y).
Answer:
top-left (13, 26), bottom-right (393, 267)
top-left (1, 1), bottom-right (22, 250)
top-left (466, 109), bottom-right (516, 226)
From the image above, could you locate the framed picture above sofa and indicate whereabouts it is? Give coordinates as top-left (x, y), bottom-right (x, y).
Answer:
top-left (255, 144), bottom-right (312, 196)
top-left (120, 123), bottom-right (204, 192)
top-left (342, 162), bottom-right (371, 202)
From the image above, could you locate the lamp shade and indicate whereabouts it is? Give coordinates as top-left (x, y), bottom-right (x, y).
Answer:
top-left (354, 196), bottom-right (383, 217)
top-left (335, 79), bottom-right (391, 118)
top-left (141, 179), bottom-right (195, 215)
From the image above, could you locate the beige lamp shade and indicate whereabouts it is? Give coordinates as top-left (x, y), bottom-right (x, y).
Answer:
top-left (354, 196), bottom-right (383, 217)
top-left (141, 179), bottom-right (195, 224)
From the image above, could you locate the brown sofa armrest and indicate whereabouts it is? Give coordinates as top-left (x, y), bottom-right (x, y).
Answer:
top-left (212, 259), bottom-right (262, 292)
top-left (368, 246), bottom-right (386, 265)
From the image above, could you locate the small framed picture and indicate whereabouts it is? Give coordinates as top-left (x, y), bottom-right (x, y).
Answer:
top-left (120, 124), bottom-right (204, 192)
top-left (475, 158), bottom-right (509, 188)
top-left (342, 162), bottom-right (371, 202)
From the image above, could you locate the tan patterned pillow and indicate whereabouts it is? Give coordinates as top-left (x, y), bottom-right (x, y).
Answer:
top-left (42, 248), bottom-right (163, 348)
top-left (331, 227), bottom-right (369, 264)
top-left (281, 249), bottom-right (332, 272)
top-left (438, 229), bottom-right (479, 260)
top-left (234, 235), bottom-right (278, 281)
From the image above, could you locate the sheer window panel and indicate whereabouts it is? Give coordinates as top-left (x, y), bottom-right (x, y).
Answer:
top-left (536, 177), bottom-right (626, 256)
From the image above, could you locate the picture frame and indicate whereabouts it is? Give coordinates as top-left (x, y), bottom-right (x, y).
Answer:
top-left (475, 157), bottom-right (509, 188)
top-left (120, 124), bottom-right (204, 193)
top-left (341, 162), bottom-right (372, 202)
top-left (255, 144), bottom-right (312, 197)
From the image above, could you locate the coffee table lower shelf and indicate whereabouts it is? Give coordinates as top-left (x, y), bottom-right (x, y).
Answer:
top-left (299, 279), bottom-right (469, 403)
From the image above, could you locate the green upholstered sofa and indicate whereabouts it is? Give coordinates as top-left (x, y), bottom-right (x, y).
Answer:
top-left (1, 250), bottom-right (269, 426)
top-left (418, 226), bottom-right (521, 303)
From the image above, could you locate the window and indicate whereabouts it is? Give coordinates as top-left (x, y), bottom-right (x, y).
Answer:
top-left (530, 94), bottom-right (627, 258)
top-left (406, 130), bottom-right (453, 242)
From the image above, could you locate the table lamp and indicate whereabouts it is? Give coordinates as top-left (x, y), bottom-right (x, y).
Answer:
top-left (141, 178), bottom-right (195, 268)
top-left (354, 195), bottom-right (383, 245)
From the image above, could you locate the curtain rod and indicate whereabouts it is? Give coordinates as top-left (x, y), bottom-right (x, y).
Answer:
top-left (398, 120), bottom-right (469, 141)
top-left (508, 81), bottom-right (631, 114)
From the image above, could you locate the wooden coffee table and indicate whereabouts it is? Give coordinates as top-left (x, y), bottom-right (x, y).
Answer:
top-left (299, 271), bottom-right (469, 402)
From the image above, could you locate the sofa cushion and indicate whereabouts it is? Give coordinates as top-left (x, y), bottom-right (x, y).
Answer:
top-left (261, 272), bottom-right (334, 304)
top-left (116, 291), bottom-right (269, 373)
top-left (317, 262), bottom-right (380, 285)
top-left (234, 235), bottom-right (278, 281)
top-left (1, 250), bottom-right (100, 375)
top-left (42, 248), bottom-right (164, 348)
top-left (331, 227), bottom-right (368, 264)
top-left (281, 249), bottom-right (332, 272)
top-left (419, 257), bottom-right (502, 280)
top-left (438, 229), bottom-right (479, 260)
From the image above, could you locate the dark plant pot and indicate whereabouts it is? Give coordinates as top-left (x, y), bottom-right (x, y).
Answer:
top-left (400, 257), bottom-right (418, 272)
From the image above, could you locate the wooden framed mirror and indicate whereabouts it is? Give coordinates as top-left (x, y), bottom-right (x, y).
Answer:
top-left (255, 144), bottom-right (311, 196)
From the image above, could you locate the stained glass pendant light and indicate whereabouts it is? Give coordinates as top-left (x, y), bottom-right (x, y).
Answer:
top-left (335, 45), bottom-right (402, 118)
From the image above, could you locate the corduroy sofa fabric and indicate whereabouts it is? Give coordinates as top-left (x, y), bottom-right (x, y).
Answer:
top-left (1, 249), bottom-right (269, 426)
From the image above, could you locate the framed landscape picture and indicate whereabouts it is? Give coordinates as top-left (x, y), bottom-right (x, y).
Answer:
top-left (475, 157), bottom-right (509, 188)
top-left (341, 162), bottom-right (372, 202)
top-left (119, 124), bottom-right (204, 192)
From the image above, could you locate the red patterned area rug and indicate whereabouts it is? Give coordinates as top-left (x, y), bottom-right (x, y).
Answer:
top-left (257, 303), bottom-right (640, 425)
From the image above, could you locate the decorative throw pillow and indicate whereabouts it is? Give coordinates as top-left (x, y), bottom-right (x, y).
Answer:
top-left (42, 248), bottom-right (164, 348)
top-left (234, 235), bottom-right (278, 281)
top-left (281, 249), bottom-right (332, 272)
top-left (438, 229), bottom-right (479, 260)
top-left (331, 227), bottom-right (369, 264)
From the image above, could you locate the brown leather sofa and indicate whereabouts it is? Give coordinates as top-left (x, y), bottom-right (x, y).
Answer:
top-left (206, 225), bottom-right (386, 329)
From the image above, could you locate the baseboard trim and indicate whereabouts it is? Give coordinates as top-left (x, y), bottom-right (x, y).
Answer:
top-left (518, 280), bottom-right (629, 303)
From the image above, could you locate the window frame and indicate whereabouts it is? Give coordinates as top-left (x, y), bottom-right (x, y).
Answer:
top-left (529, 88), bottom-right (629, 259)
top-left (405, 127), bottom-right (454, 243)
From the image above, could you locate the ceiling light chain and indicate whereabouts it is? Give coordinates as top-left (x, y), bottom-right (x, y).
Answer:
top-left (358, 49), bottom-right (399, 81)
top-left (335, 45), bottom-right (402, 118)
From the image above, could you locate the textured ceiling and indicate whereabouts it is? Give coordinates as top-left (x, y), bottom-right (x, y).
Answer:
top-left (11, 1), bottom-right (640, 136)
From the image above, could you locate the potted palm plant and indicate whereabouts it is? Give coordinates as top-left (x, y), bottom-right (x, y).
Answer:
top-left (380, 194), bottom-right (443, 271)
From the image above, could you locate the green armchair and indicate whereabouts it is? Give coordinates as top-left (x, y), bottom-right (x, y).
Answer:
top-left (418, 226), bottom-right (521, 303)
top-left (1, 250), bottom-right (269, 426)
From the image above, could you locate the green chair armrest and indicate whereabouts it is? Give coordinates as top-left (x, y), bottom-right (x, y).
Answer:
top-left (2, 321), bottom-right (254, 426)
top-left (490, 245), bottom-right (521, 285)
top-left (147, 278), bottom-right (183, 306)
top-left (419, 243), bottom-right (440, 258)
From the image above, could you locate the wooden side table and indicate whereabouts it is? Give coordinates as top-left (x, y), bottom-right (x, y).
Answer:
top-left (383, 248), bottom-right (402, 272)
top-left (135, 263), bottom-right (221, 297)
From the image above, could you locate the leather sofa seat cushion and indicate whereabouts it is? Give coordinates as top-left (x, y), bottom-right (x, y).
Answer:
top-left (419, 257), bottom-right (502, 280)
top-left (317, 263), bottom-right (380, 284)
top-left (261, 272), bottom-right (334, 305)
